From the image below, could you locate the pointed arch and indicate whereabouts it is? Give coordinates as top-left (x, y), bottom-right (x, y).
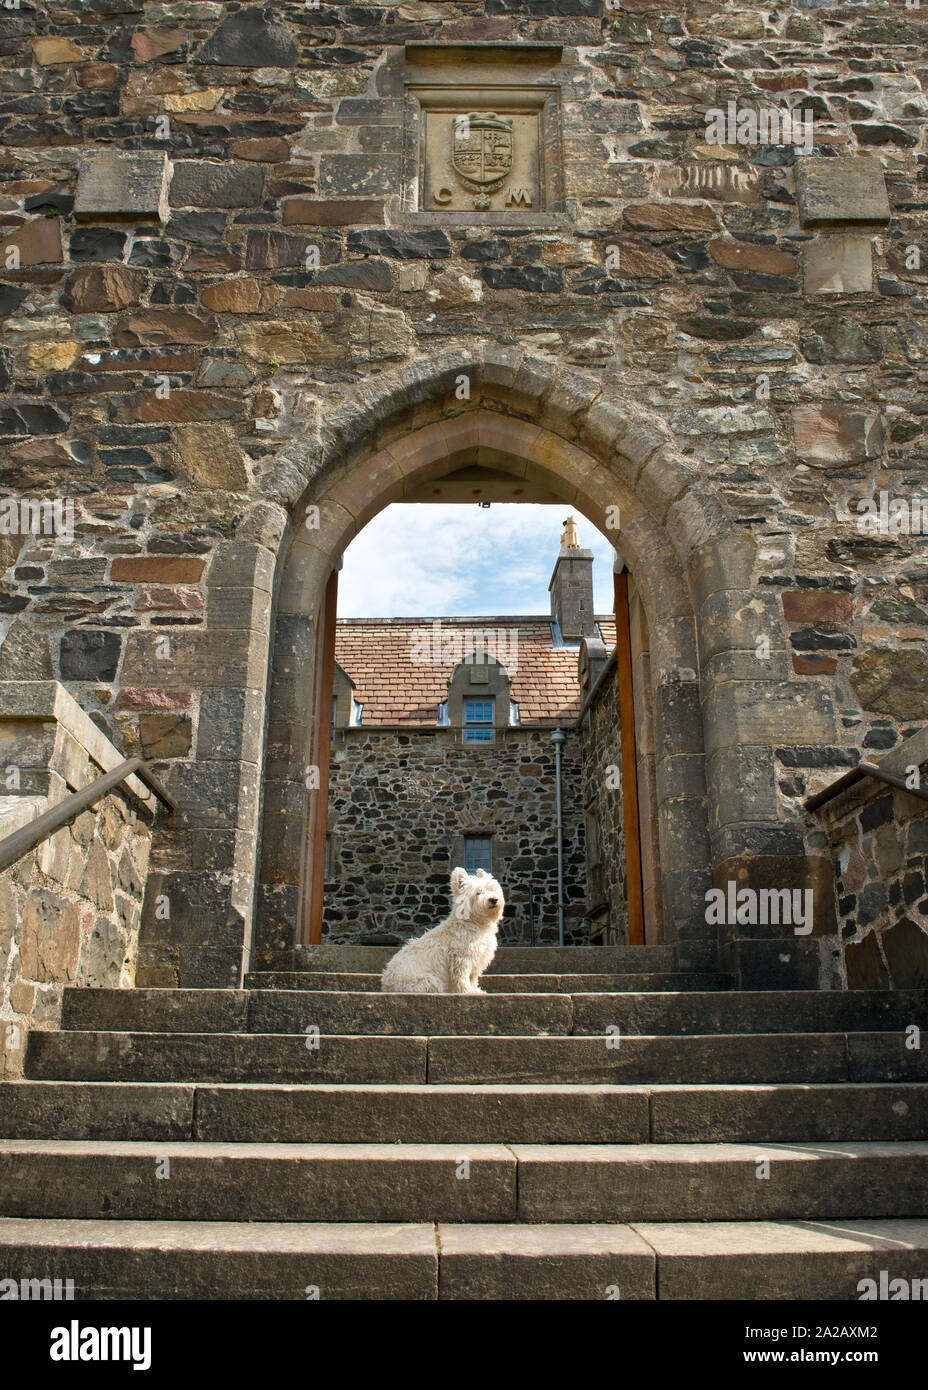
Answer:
top-left (253, 348), bottom-right (727, 963)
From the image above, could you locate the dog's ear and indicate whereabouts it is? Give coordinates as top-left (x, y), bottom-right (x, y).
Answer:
top-left (450, 867), bottom-right (469, 894)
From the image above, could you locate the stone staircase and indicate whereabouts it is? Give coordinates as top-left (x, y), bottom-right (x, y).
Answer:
top-left (1, 944), bottom-right (927, 1300)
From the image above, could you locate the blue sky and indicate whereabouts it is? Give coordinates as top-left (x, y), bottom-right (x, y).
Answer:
top-left (338, 504), bottom-right (618, 619)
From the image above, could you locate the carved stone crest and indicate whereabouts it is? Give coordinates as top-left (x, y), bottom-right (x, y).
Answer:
top-left (451, 112), bottom-right (514, 210)
top-left (409, 83), bottom-right (561, 217)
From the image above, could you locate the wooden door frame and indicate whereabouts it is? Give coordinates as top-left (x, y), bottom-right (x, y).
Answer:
top-left (614, 566), bottom-right (645, 946)
top-left (304, 565), bottom-right (339, 946)
top-left (305, 563), bottom-right (646, 947)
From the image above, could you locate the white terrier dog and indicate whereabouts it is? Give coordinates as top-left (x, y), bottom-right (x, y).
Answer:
top-left (381, 867), bottom-right (505, 994)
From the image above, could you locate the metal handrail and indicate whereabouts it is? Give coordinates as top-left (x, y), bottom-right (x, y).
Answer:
top-left (805, 760), bottom-right (928, 813)
top-left (0, 757), bottom-right (175, 874)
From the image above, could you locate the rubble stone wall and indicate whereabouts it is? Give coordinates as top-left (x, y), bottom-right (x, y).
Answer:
top-left (0, 682), bottom-right (155, 1076)
top-left (579, 664), bottom-right (628, 944)
top-left (818, 728), bottom-right (928, 991)
top-left (0, 1), bottom-right (925, 986)
top-left (323, 725), bottom-right (588, 945)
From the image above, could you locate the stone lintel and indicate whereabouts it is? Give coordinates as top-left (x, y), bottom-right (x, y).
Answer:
top-left (405, 43), bottom-right (563, 64)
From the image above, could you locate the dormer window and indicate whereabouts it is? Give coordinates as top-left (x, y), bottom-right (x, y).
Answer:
top-left (331, 661), bottom-right (362, 732)
top-left (464, 698), bottom-right (494, 744)
top-left (446, 653), bottom-right (512, 745)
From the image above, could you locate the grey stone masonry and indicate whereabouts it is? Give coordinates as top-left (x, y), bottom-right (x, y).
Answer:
top-left (815, 728), bottom-right (928, 991)
top-left (549, 548), bottom-right (597, 642)
top-left (0, 0), bottom-right (926, 988)
top-left (0, 682), bottom-right (158, 1077)
top-left (2, 949), bottom-right (928, 1298)
top-left (579, 658), bottom-right (627, 945)
top-left (74, 152), bottom-right (171, 224)
top-left (323, 727), bottom-right (587, 946)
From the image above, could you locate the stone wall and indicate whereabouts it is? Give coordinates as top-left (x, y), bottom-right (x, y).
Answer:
top-left (816, 728), bottom-right (928, 991)
top-left (579, 659), bottom-right (628, 944)
top-left (324, 725), bottom-right (588, 945)
top-left (0, 0), bottom-right (926, 985)
top-left (0, 682), bottom-right (156, 1077)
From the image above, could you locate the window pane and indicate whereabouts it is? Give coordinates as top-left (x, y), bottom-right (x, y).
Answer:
top-left (464, 837), bottom-right (492, 874)
top-left (464, 699), bottom-right (493, 724)
top-left (464, 726), bottom-right (494, 743)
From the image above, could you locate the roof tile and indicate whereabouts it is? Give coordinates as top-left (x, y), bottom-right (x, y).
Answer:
top-left (335, 617), bottom-right (616, 727)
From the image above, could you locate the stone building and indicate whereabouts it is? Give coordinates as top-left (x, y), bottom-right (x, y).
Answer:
top-left (0, 0), bottom-right (925, 1009)
top-left (323, 521), bottom-right (616, 946)
top-left (3, 0), bottom-right (928, 1306)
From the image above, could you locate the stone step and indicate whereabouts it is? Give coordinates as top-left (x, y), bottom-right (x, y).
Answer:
top-left (572, 989), bottom-right (928, 1036)
top-left (0, 1217), bottom-right (438, 1301)
top-left (627, 1219), bottom-right (928, 1302)
top-left (61, 988), bottom-right (249, 1034)
top-left (4, 1216), bottom-right (924, 1300)
top-left (438, 1223), bottom-right (655, 1299)
top-left (26, 1028), bottom-right (928, 1086)
top-left (261, 944), bottom-right (682, 975)
top-left (650, 1081), bottom-right (928, 1144)
top-left (61, 986), bottom-right (928, 1037)
top-left (0, 1141), bottom-right (517, 1225)
top-left (439, 1219), bottom-right (928, 1300)
top-left (1, 1081), bottom-right (649, 1144)
top-left (2, 1139), bottom-right (926, 1225)
top-left (25, 1031), bottom-right (429, 1085)
top-left (244, 971), bottom-right (732, 993)
top-left (5, 1080), bottom-right (928, 1143)
top-left (425, 1033), bottom-right (925, 1086)
top-left (508, 1141), bottom-right (928, 1224)
top-left (61, 988), bottom-right (574, 1037)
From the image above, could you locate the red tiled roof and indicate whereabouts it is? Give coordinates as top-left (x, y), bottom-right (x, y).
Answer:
top-left (335, 617), bottom-right (616, 727)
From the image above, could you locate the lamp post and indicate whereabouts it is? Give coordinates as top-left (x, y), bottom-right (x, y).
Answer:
top-left (551, 727), bottom-right (566, 948)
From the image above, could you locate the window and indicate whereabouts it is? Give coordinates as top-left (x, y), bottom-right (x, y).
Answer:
top-left (464, 836), bottom-right (492, 875)
top-left (464, 698), bottom-right (494, 744)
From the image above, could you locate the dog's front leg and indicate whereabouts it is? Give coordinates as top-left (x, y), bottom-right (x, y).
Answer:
top-left (447, 955), bottom-right (480, 995)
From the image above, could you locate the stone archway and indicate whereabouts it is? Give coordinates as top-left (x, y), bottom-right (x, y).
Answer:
top-left (252, 348), bottom-right (725, 968)
top-left (128, 344), bottom-right (839, 989)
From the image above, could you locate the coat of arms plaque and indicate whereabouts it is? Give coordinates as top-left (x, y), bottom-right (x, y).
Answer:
top-left (451, 113), bottom-right (514, 209)
top-left (410, 80), bottom-right (557, 215)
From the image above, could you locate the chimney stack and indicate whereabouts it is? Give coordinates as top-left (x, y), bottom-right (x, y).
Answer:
top-left (549, 516), bottom-right (596, 641)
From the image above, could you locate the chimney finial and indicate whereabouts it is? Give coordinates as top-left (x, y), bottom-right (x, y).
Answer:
top-left (560, 515), bottom-right (580, 551)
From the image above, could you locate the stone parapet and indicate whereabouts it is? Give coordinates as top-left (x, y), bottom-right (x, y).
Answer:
top-left (814, 729), bottom-right (928, 991)
top-left (0, 682), bottom-right (157, 1076)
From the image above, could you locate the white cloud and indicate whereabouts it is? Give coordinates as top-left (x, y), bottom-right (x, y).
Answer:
top-left (338, 504), bottom-right (617, 618)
